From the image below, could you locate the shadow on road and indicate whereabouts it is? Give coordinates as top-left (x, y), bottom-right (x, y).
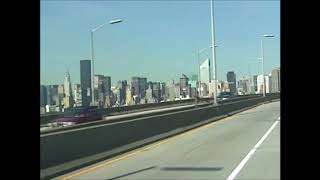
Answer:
top-left (105, 165), bottom-right (223, 180)
top-left (160, 166), bottom-right (223, 171)
top-left (106, 166), bottom-right (157, 180)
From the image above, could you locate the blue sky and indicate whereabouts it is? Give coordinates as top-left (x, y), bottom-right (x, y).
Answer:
top-left (41, 0), bottom-right (280, 86)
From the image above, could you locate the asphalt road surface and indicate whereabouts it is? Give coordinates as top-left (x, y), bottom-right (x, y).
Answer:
top-left (57, 101), bottom-right (280, 180)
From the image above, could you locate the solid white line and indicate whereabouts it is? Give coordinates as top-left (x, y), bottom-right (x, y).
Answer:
top-left (226, 118), bottom-right (279, 180)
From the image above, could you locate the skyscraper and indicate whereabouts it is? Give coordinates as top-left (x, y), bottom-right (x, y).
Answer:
top-left (58, 84), bottom-right (64, 105)
top-left (257, 75), bottom-right (263, 94)
top-left (46, 85), bottom-right (59, 106)
top-left (63, 71), bottom-right (74, 109)
top-left (227, 71), bottom-right (237, 95)
top-left (238, 77), bottom-right (249, 95)
top-left (40, 85), bottom-right (47, 107)
top-left (131, 77), bottom-right (147, 98)
top-left (146, 84), bottom-right (155, 103)
top-left (139, 77), bottom-right (147, 98)
top-left (186, 84), bottom-right (191, 98)
top-left (200, 58), bottom-right (212, 87)
top-left (257, 74), bottom-right (272, 94)
top-left (209, 80), bottom-right (222, 97)
top-left (222, 81), bottom-right (230, 92)
top-left (253, 75), bottom-right (258, 93)
top-left (94, 75), bottom-right (104, 90)
top-left (174, 83), bottom-right (181, 99)
top-left (45, 85), bottom-right (52, 105)
top-left (271, 67), bottom-right (280, 92)
top-left (160, 82), bottom-right (166, 101)
top-left (180, 74), bottom-right (189, 97)
top-left (245, 77), bottom-right (252, 94)
top-left (200, 83), bottom-right (208, 96)
top-left (53, 85), bottom-right (59, 105)
top-left (190, 87), bottom-right (197, 98)
top-left (80, 60), bottom-right (91, 106)
top-left (152, 82), bottom-right (161, 102)
top-left (167, 80), bottom-right (176, 101)
top-left (125, 85), bottom-right (133, 105)
top-left (147, 81), bottom-right (153, 90)
top-left (131, 77), bottom-right (140, 97)
top-left (117, 80), bottom-right (127, 105)
top-left (268, 73), bottom-right (272, 93)
top-left (94, 75), bottom-right (108, 106)
top-left (74, 84), bottom-right (81, 107)
top-left (104, 76), bottom-right (111, 96)
top-left (112, 86), bottom-right (121, 106)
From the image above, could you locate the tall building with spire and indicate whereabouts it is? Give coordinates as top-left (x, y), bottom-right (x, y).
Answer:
top-left (63, 71), bottom-right (74, 109)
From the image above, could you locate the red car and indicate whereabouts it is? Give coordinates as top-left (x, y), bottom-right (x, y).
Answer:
top-left (51, 106), bottom-right (104, 127)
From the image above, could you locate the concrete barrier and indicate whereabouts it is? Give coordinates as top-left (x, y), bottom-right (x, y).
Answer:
top-left (40, 93), bottom-right (279, 179)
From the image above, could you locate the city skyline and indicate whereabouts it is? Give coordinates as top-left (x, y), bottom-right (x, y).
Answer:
top-left (41, 1), bottom-right (280, 86)
top-left (40, 66), bottom-right (280, 112)
top-left (40, 64), bottom-right (279, 88)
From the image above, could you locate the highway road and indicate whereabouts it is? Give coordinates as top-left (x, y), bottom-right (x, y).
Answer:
top-left (56, 101), bottom-right (280, 180)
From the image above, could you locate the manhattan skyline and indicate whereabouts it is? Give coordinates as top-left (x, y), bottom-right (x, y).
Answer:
top-left (41, 1), bottom-right (280, 86)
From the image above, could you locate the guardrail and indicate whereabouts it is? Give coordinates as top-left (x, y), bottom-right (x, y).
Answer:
top-left (40, 93), bottom-right (279, 179)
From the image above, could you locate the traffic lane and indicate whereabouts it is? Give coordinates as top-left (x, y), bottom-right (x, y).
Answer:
top-left (235, 120), bottom-right (280, 180)
top-left (57, 101), bottom-right (280, 180)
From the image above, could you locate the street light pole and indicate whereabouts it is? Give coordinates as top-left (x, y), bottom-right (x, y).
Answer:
top-left (248, 63), bottom-right (252, 94)
top-left (192, 51), bottom-right (201, 98)
top-left (210, 0), bottom-right (218, 105)
top-left (261, 34), bottom-right (275, 97)
top-left (197, 52), bottom-right (201, 97)
top-left (91, 31), bottom-right (95, 106)
top-left (261, 39), bottom-right (265, 97)
top-left (90, 19), bottom-right (122, 106)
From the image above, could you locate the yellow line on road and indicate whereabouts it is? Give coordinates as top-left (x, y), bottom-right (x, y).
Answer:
top-left (59, 114), bottom-right (240, 180)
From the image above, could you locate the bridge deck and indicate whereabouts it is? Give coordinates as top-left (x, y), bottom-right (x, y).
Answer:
top-left (56, 101), bottom-right (280, 180)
